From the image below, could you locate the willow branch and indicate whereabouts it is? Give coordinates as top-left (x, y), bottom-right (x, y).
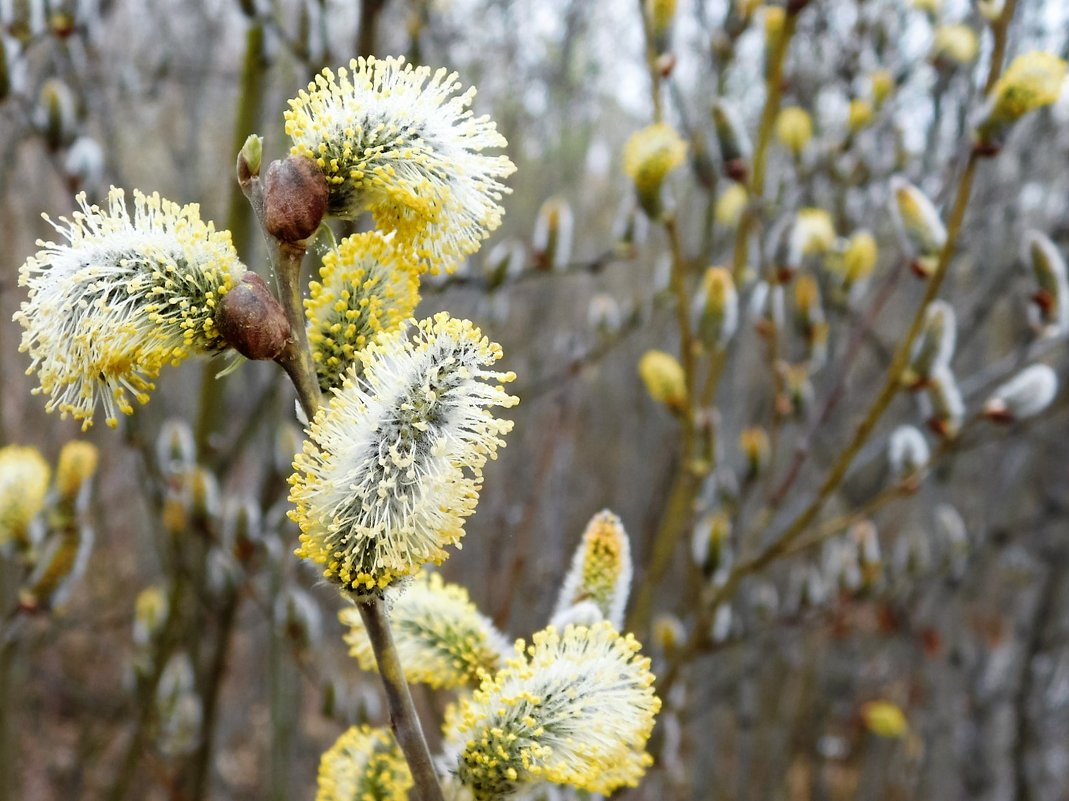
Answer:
top-left (356, 599), bottom-right (446, 801)
top-left (241, 158), bottom-right (442, 801)
top-left (731, 7), bottom-right (799, 285)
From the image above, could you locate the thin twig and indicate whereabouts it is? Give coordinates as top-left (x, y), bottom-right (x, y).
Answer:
top-left (356, 600), bottom-right (445, 801)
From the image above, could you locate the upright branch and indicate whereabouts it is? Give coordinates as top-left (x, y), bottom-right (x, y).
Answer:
top-left (731, 3), bottom-right (801, 285)
top-left (234, 137), bottom-right (445, 801)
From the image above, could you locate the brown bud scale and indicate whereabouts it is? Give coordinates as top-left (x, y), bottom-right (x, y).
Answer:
top-left (215, 273), bottom-right (292, 361)
top-left (262, 156), bottom-right (328, 243)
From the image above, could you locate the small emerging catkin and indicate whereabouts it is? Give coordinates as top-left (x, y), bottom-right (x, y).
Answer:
top-left (905, 300), bottom-right (956, 388)
top-left (776, 106), bottom-right (813, 157)
top-left (842, 230), bottom-right (879, 285)
top-left (793, 273), bottom-right (825, 334)
top-left (974, 52), bottom-right (1068, 151)
top-left (890, 177), bottom-right (946, 278)
top-left (978, 0), bottom-right (1006, 20)
top-left (695, 267), bottom-right (739, 348)
top-left (482, 238), bottom-right (526, 289)
top-left (871, 70), bottom-right (895, 108)
top-left (887, 425), bottom-right (930, 481)
top-left (0, 445), bottom-right (50, 549)
top-left (37, 77), bottom-right (77, 150)
top-left (713, 101), bottom-right (752, 182)
top-left (935, 503), bottom-right (970, 578)
top-left (846, 527), bottom-right (880, 595)
top-left (653, 614), bottom-right (686, 653)
top-left (1022, 230), bottom-right (1069, 337)
top-left (788, 208), bottom-right (836, 270)
top-left (847, 99), bottom-right (875, 133)
top-left (925, 365), bottom-right (965, 438)
top-left (532, 196), bottom-right (575, 271)
top-left (861, 701), bottom-right (909, 738)
top-left (931, 24), bottom-right (979, 68)
top-left (715, 183), bottom-right (748, 227)
top-left (638, 350), bottom-right (687, 413)
top-left (740, 427), bottom-right (771, 479)
top-left (983, 364), bottom-right (1058, 423)
top-left (19, 522), bottom-right (92, 611)
top-left (624, 124), bottom-right (687, 218)
top-left (646, 0), bottom-right (677, 52)
top-left (692, 510), bottom-right (732, 579)
top-left (53, 440), bottom-right (98, 506)
top-left (588, 293), bottom-right (624, 338)
top-left (553, 510), bottom-right (633, 629)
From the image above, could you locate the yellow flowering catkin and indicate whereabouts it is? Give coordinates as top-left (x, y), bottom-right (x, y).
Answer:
top-left (285, 56), bottom-right (515, 273)
top-left (290, 313), bottom-right (517, 596)
top-left (340, 570), bottom-right (510, 689)
top-left (841, 230), bottom-right (879, 286)
top-left (931, 24), bottom-right (979, 66)
top-left (305, 231), bottom-right (420, 393)
top-left (0, 445), bottom-right (50, 548)
top-left (315, 726), bottom-right (412, 801)
top-left (55, 440), bottom-right (99, 501)
top-left (449, 622), bottom-right (660, 799)
top-left (16, 188), bottom-right (246, 429)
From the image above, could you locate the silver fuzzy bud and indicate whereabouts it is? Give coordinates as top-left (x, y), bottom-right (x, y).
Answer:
top-left (984, 364), bottom-right (1058, 422)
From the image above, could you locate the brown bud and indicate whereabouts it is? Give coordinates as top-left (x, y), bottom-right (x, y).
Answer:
top-left (1033, 290), bottom-right (1055, 315)
top-left (655, 53), bottom-right (677, 78)
top-left (262, 156), bottom-right (328, 243)
top-left (50, 13), bottom-right (77, 37)
top-left (724, 158), bottom-right (749, 184)
top-left (215, 273), bottom-right (291, 360)
top-left (971, 139), bottom-right (1002, 159)
top-left (981, 399), bottom-right (1014, 424)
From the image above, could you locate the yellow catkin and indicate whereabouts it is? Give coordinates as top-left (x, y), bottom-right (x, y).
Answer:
top-left (285, 56), bottom-right (515, 273)
top-left (452, 622), bottom-right (660, 799)
top-left (623, 123), bottom-right (687, 215)
top-left (340, 571), bottom-right (509, 689)
top-left (638, 350), bottom-right (687, 412)
top-left (290, 313), bottom-right (517, 596)
top-left (55, 441), bottom-right (99, 500)
top-left (16, 188), bottom-right (245, 429)
top-left (861, 701), bottom-right (909, 738)
top-left (0, 446), bottom-right (51, 547)
top-left (315, 725), bottom-right (412, 801)
top-left (305, 231), bottom-right (420, 393)
top-left (776, 106), bottom-right (813, 155)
